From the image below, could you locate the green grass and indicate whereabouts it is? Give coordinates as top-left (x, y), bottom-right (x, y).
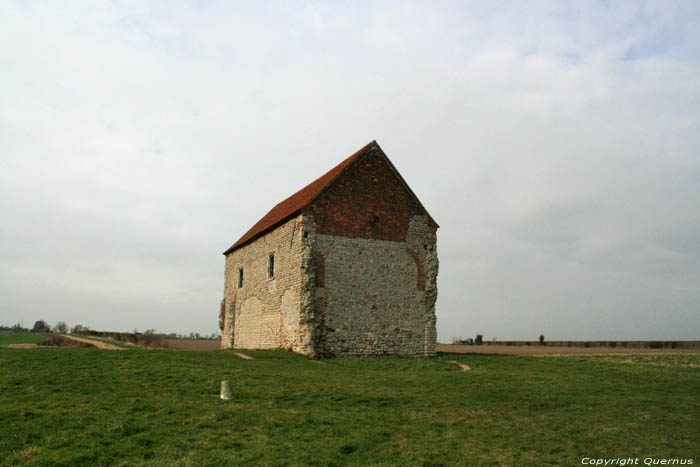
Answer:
top-left (0, 349), bottom-right (698, 466)
top-left (0, 332), bottom-right (44, 345)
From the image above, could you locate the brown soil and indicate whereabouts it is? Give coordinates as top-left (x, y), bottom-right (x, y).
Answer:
top-left (437, 344), bottom-right (700, 356)
top-left (63, 335), bottom-right (124, 350)
top-left (165, 338), bottom-right (221, 352)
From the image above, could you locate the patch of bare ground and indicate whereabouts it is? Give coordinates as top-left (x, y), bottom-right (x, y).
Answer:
top-left (62, 335), bottom-right (124, 350)
top-left (446, 360), bottom-right (470, 371)
top-left (5, 344), bottom-right (39, 349)
top-left (165, 338), bottom-right (221, 351)
top-left (233, 352), bottom-right (254, 360)
top-left (437, 344), bottom-right (700, 356)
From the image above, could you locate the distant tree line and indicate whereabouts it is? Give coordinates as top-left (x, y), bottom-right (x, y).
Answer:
top-left (132, 329), bottom-right (220, 339)
top-left (0, 323), bottom-right (31, 333)
top-left (449, 334), bottom-right (698, 349)
top-left (452, 333), bottom-right (545, 345)
top-left (0, 320), bottom-right (86, 334)
top-left (1, 321), bottom-right (219, 339)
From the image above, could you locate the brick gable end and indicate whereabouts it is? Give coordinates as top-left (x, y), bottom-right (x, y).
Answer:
top-left (307, 150), bottom-right (435, 242)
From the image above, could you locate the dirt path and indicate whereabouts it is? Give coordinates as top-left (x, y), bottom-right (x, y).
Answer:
top-left (447, 360), bottom-right (471, 371)
top-left (63, 335), bottom-right (124, 350)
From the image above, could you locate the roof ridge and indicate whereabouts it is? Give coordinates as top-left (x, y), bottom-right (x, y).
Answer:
top-left (223, 141), bottom-right (376, 255)
top-left (270, 140), bottom-right (375, 210)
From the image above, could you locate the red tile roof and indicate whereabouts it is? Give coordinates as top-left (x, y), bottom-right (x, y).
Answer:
top-left (223, 141), bottom-right (377, 255)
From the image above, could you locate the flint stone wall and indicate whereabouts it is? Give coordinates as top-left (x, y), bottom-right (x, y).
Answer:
top-left (222, 213), bottom-right (437, 357)
top-left (313, 215), bottom-right (438, 356)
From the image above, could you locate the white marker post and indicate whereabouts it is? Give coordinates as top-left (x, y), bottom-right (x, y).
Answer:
top-left (220, 380), bottom-right (232, 400)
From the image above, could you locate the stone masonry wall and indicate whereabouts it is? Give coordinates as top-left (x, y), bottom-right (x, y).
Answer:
top-left (221, 211), bottom-right (438, 357)
top-left (303, 147), bottom-right (439, 356)
top-left (312, 215), bottom-right (438, 356)
top-left (221, 213), bottom-right (311, 351)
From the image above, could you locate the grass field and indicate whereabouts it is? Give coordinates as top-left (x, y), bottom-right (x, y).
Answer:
top-left (0, 332), bottom-right (44, 346)
top-left (0, 348), bottom-right (698, 466)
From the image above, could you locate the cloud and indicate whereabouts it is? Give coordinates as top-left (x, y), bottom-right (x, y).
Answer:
top-left (1, 1), bottom-right (698, 339)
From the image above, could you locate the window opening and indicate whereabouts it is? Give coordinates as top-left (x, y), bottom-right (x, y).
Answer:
top-left (268, 254), bottom-right (275, 280)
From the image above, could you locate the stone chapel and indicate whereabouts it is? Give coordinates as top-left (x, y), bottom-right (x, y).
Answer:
top-left (220, 141), bottom-right (438, 356)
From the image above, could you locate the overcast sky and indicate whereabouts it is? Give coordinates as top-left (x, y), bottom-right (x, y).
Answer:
top-left (1, 1), bottom-right (699, 340)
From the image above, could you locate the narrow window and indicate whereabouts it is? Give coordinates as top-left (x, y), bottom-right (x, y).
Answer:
top-left (268, 253), bottom-right (275, 280)
top-left (238, 268), bottom-right (243, 289)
